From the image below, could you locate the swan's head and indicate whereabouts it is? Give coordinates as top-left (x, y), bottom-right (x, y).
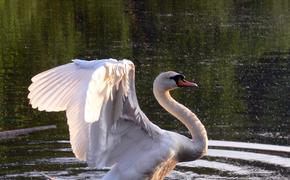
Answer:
top-left (153, 71), bottom-right (198, 91)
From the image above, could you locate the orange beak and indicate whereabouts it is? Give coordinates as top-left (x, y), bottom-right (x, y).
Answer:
top-left (177, 79), bottom-right (198, 88)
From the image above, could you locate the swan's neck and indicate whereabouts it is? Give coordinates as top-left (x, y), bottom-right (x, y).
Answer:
top-left (153, 86), bottom-right (208, 159)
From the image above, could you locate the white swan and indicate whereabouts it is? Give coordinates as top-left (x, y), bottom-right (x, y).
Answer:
top-left (28, 59), bottom-right (208, 180)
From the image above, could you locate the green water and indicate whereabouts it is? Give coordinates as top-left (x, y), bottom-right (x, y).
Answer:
top-left (0, 0), bottom-right (289, 179)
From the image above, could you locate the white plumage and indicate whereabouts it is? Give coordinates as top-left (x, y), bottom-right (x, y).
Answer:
top-left (28, 58), bottom-right (208, 180)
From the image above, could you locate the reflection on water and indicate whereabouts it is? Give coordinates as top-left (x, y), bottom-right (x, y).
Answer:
top-left (1, 131), bottom-right (289, 179)
top-left (0, 0), bottom-right (290, 179)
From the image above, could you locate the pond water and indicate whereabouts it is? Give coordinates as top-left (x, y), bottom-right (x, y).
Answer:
top-left (0, 0), bottom-right (290, 179)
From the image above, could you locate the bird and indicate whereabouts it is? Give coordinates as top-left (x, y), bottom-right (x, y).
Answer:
top-left (28, 58), bottom-right (208, 180)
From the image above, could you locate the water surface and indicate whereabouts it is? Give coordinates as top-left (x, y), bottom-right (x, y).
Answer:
top-left (0, 0), bottom-right (289, 179)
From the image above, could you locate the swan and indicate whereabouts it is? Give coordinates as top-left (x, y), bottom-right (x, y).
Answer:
top-left (28, 58), bottom-right (208, 180)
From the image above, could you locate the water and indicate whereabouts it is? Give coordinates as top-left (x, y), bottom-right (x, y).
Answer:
top-left (0, 0), bottom-right (290, 179)
top-left (1, 136), bottom-right (289, 179)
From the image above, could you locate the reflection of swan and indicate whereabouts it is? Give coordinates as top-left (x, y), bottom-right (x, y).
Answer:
top-left (28, 59), bottom-right (208, 179)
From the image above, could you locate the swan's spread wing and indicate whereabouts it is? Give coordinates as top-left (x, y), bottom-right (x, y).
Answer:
top-left (28, 59), bottom-right (161, 167)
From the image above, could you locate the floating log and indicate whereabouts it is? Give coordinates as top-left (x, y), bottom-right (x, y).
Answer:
top-left (0, 125), bottom-right (57, 140)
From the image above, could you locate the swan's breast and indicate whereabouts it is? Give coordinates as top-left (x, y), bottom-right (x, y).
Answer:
top-left (150, 152), bottom-right (177, 180)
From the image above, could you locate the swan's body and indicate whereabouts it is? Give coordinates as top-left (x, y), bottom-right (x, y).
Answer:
top-left (28, 59), bottom-right (208, 179)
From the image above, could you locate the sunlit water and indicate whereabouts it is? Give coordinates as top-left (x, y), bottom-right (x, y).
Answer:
top-left (1, 0), bottom-right (290, 179)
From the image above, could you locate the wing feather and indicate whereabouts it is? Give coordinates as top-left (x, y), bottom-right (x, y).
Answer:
top-left (28, 59), bottom-right (161, 168)
top-left (66, 89), bottom-right (88, 160)
top-left (28, 65), bottom-right (76, 92)
top-left (32, 74), bottom-right (79, 111)
top-left (28, 63), bottom-right (80, 111)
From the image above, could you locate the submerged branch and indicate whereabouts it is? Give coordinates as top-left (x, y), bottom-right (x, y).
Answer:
top-left (0, 125), bottom-right (57, 140)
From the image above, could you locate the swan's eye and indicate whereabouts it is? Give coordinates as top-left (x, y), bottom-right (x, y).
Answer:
top-left (170, 74), bottom-right (185, 83)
